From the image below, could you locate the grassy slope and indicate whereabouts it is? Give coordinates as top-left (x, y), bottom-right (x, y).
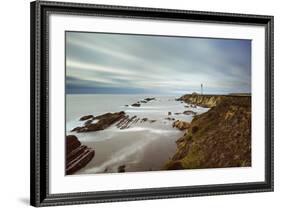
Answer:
top-left (165, 95), bottom-right (251, 170)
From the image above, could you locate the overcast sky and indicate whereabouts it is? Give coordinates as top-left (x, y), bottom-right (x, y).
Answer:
top-left (66, 32), bottom-right (251, 95)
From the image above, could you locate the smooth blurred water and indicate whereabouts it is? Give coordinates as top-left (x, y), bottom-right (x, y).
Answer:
top-left (66, 94), bottom-right (209, 174)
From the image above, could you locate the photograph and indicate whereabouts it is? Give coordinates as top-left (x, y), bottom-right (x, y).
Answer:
top-left (65, 31), bottom-right (252, 175)
top-left (30, 1), bottom-right (273, 206)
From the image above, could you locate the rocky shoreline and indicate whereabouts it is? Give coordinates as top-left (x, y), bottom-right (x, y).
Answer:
top-left (71, 111), bottom-right (159, 134)
top-left (165, 93), bottom-right (251, 170)
top-left (65, 94), bottom-right (251, 174)
top-left (66, 135), bottom-right (95, 175)
top-left (66, 97), bottom-right (177, 174)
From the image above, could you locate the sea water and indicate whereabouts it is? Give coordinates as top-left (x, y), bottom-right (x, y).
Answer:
top-left (66, 94), bottom-right (209, 174)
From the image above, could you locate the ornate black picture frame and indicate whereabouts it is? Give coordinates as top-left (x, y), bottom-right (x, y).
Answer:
top-left (30, 0), bottom-right (274, 207)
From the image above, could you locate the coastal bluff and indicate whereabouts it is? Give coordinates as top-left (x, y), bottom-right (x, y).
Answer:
top-left (165, 93), bottom-right (251, 170)
top-left (177, 93), bottom-right (250, 108)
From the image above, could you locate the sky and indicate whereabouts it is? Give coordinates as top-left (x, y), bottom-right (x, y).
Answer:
top-left (66, 31), bottom-right (251, 95)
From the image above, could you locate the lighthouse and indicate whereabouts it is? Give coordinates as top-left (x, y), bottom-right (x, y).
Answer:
top-left (201, 84), bottom-right (203, 95)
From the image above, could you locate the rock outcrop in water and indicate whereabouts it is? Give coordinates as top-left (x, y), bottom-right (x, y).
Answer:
top-left (165, 117), bottom-right (175, 121)
top-left (129, 97), bottom-right (156, 107)
top-left (79, 115), bottom-right (94, 121)
top-left (118, 165), bottom-right (126, 173)
top-left (71, 111), bottom-right (160, 133)
top-left (131, 103), bottom-right (141, 107)
top-left (72, 111), bottom-right (126, 132)
top-left (165, 94), bottom-right (251, 170)
top-left (66, 135), bottom-right (95, 174)
top-left (172, 120), bottom-right (191, 131)
top-left (144, 97), bottom-right (156, 102)
top-left (183, 110), bottom-right (197, 116)
top-left (116, 115), bottom-right (137, 129)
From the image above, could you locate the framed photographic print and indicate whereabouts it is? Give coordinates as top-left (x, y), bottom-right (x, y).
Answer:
top-left (30, 0), bottom-right (274, 207)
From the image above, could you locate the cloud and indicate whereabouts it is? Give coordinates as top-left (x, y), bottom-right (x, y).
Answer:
top-left (66, 32), bottom-right (251, 94)
top-left (66, 59), bottom-right (137, 76)
top-left (67, 35), bottom-right (138, 62)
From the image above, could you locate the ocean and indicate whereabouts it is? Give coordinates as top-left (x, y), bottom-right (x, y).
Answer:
top-left (66, 94), bottom-right (209, 174)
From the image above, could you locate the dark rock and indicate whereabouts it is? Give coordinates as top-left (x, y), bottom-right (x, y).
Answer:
top-left (73, 111), bottom-right (126, 133)
top-left (119, 115), bottom-right (137, 129)
top-left (116, 115), bottom-right (129, 127)
top-left (66, 135), bottom-right (95, 175)
top-left (165, 161), bottom-right (184, 170)
top-left (66, 135), bottom-right (81, 154)
top-left (118, 165), bottom-right (126, 173)
top-left (141, 118), bottom-right (148, 123)
top-left (71, 126), bottom-right (83, 132)
top-left (79, 115), bottom-right (94, 121)
top-left (149, 120), bottom-right (156, 123)
top-left (131, 98), bottom-right (155, 107)
top-left (191, 126), bottom-right (199, 134)
top-left (144, 97), bottom-right (156, 102)
top-left (172, 120), bottom-right (191, 130)
top-left (165, 117), bottom-right (175, 121)
top-left (168, 112), bottom-right (172, 115)
top-left (84, 119), bottom-right (93, 125)
top-left (132, 118), bottom-right (140, 125)
top-left (125, 105), bottom-right (129, 107)
top-left (66, 149), bottom-right (95, 175)
top-left (67, 145), bottom-right (87, 162)
top-left (174, 112), bottom-right (182, 115)
top-left (183, 110), bottom-right (197, 116)
top-left (132, 103), bottom-right (141, 107)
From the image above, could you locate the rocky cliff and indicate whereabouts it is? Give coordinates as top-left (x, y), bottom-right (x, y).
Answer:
top-left (178, 93), bottom-right (226, 108)
top-left (165, 94), bottom-right (251, 170)
top-left (66, 135), bottom-right (95, 174)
